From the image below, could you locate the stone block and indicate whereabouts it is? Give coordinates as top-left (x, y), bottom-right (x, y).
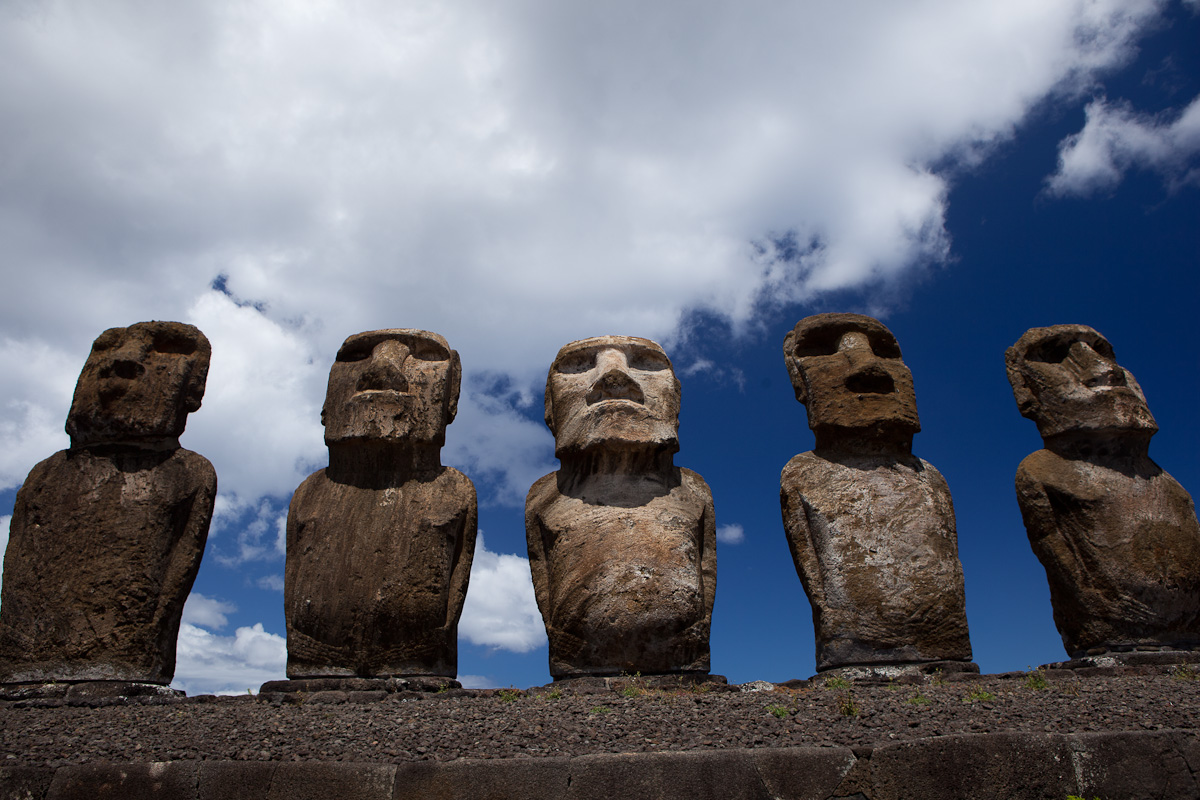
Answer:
top-left (394, 758), bottom-right (570, 800)
top-left (567, 750), bottom-right (768, 800)
top-left (48, 762), bottom-right (198, 800)
top-left (870, 733), bottom-right (1075, 800)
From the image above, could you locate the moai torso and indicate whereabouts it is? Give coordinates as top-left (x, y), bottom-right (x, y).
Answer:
top-left (779, 314), bottom-right (972, 671)
top-left (0, 322), bottom-right (215, 684)
top-left (284, 329), bottom-right (477, 679)
top-left (527, 336), bottom-right (717, 679)
top-left (285, 467), bottom-right (476, 677)
top-left (781, 452), bottom-right (970, 669)
top-left (1016, 450), bottom-right (1200, 653)
top-left (527, 467), bottom-right (715, 677)
top-left (1007, 324), bottom-right (1200, 656)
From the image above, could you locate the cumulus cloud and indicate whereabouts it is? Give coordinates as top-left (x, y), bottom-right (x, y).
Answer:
top-left (211, 497), bottom-right (288, 566)
top-left (172, 622), bottom-right (287, 696)
top-left (1046, 94), bottom-right (1200, 196)
top-left (0, 0), bottom-right (1170, 507)
top-left (717, 523), bottom-right (746, 545)
top-left (257, 574), bottom-right (285, 592)
top-left (181, 592), bottom-right (237, 630)
top-left (458, 533), bottom-right (546, 653)
top-left (0, 515), bottom-right (9, 602)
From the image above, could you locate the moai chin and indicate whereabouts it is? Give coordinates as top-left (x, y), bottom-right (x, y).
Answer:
top-left (526, 336), bottom-right (717, 679)
top-left (284, 329), bottom-right (477, 679)
top-left (0, 321), bottom-right (216, 685)
top-left (780, 313), bottom-right (974, 673)
top-left (1007, 324), bottom-right (1200, 658)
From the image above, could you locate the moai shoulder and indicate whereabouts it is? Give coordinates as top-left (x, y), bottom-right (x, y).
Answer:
top-left (0, 321), bottom-right (216, 687)
top-left (779, 313), bottom-right (974, 677)
top-left (1006, 324), bottom-right (1200, 659)
top-left (283, 330), bottom-right (477, 684)
top-left (526, 336), bottom-right (717, 680)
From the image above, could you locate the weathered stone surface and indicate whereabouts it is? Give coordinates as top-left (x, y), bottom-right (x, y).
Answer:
top-left (0, 322), bottom-right (215, 685)
top-left (285, 330), bottom-right (477, 678)
top-left (527, 336), bottom-right (716, 679)
top-left (48, 762), bottom-right (198, 800)
top-left (751, 747), bottom-right (858, 800)
top-left (1006, 324), bottom-right (1200, 657)
top-left (266, 763), bottom-right (396, 800)
top-left (0, 766), bottom-right (55, 800)
top-left (395, 757), bottom-right (570, 800)
top-left (870, 732), bottom-right (1076, 800)
top-left (780, 314), bottom-right (972, 672)
top-left (568, 751), bottom-right (768, 800)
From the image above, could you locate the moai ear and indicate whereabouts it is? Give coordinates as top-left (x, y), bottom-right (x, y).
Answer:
top-left (782, 329), bottom-right (808, 405)
top-left (543, 370), bottom-right (556, 436)
top-left (445, 350), bottom-right (462, 424)
top-left (1004, 345), bottom-right (1038, 420)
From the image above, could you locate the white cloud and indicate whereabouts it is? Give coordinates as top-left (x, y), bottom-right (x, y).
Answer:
top-left (257, 574), bottom-right (285, 592)
top-left (1047, 94), bottom-right (1200, 196)
top-left (457, 674), bottom-right (492, 689)
top-left (458, 533), bottom-right (546, 653)
top-left (0, 0), bottom-right (1171, 507)
top-left (180, 592), bottom-right (237, 630)
top-left (172, 622), bottom-right (287, 696)
top-left (0, 340), bottom-right (79, 489)
top-left (0, 515), bottom-right (9, 603)
top-left (212, 497), bottom-right (288, 566)
top-left (717, 523), bottom-right (746, 545)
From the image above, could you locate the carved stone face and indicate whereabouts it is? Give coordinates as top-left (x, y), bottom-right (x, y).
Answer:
top-left (1006, 324), bottom-right (1156, 440)
top-left (783, 313), bottom-right (920, 441)
top-left (66, 321), bottom-right (211, 447)
top-left (322, 329), bottom-right (461, 446)
top-left (544, 336), bottom-right (680, 457)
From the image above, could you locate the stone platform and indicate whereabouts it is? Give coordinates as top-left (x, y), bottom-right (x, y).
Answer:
top-left (4, 730), bottom-right (1198, 799)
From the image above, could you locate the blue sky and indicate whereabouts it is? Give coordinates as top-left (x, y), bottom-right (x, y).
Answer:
top-left (0, 0), bottom-right (1197, 693)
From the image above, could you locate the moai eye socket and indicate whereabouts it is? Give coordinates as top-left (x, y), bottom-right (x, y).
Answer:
top-left (336, 341), bottom-right (374, 363)
top-left (1026, 336), bottom-right (1076, 364)
top-left (868, 333), bottom-right (901, 359)
top-left (151, 330), bottom-right (197, 356)
top-left (410, 339), bottom-right (450, 362)
top-left (792, 329), bottom-right (841, 358)
top-left (556, 350), bottom-right (597, 375)
top-left (91, 329), bottom-right (123, 352)
top-left (627, 348), bottom-right (670, 372)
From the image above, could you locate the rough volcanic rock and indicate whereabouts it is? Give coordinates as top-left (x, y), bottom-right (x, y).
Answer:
top-left (780, 314), bottom-right (972, 672)
top-left (285, 330), bottom-right (477, 679)
top-left (527, 336), bottom-right (716, 679)
top-left (1007, 324), bottom-right (1200, 657)
top-left (0, 321), bottom-right (215, 684)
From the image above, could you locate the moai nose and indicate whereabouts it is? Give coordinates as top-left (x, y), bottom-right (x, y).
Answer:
top-left (840, 332), bottom-right (895, 394)
top-left (358, 340), bottom-right (411, 392)
top-left (1071, 342), bottom-right (1126, 388)
top-left (586, 350), bottom-right (646, 405)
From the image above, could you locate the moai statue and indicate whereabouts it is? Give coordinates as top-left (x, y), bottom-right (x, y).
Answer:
top-left (0, 322), bottom-right (216, 687)
top-left (526, 336), bottom-right (716, 679)
top-left (284, 330), bottom-right (477, 680)
top-left (1007, 324), bottom-right (1200, 659)
top-left (780, 313), bottom-right (974, 676)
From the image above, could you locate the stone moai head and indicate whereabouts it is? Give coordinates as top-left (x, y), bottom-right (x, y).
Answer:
top-left (783, 313), bottom-right (920, 449)
top-left (65, 321), bottom-right (211, 448)
top-left (544, 336), bottom-right (681, 458)
top-left (322, 329), bottom-right (462, 447)
top-left (1005, 324), bottom-right (1157, 441)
